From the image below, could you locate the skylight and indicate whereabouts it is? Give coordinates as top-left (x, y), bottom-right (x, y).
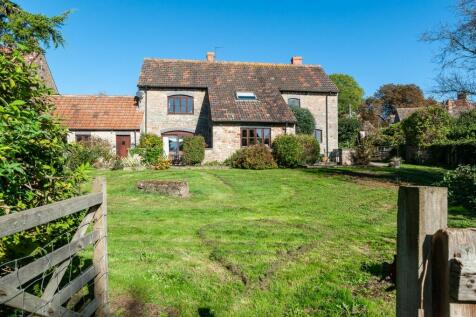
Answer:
top-left (236, 91), bottom-right (257, 100)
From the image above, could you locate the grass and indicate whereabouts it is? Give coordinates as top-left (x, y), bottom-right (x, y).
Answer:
top-left (88, 165), bottom-right (474, 316)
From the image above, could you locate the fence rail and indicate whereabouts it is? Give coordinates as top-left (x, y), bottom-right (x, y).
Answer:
top-left (0, 177), bottom-right (109, 317)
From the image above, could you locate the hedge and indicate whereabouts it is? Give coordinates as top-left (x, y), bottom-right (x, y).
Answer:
top-left (404, 141), bottom-right (476, 168)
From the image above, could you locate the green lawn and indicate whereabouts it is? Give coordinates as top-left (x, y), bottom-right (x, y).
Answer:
top-left (89, 165), bottom-right (474, 316)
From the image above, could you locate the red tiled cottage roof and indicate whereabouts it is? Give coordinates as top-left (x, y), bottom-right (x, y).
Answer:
top-left (52, 95), bottom-right (143, 130)
top-left (138, 59), bottom-right (338, 123)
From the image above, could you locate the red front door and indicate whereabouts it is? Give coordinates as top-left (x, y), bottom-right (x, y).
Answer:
top-left (116, 135), bottom-right (131, 158)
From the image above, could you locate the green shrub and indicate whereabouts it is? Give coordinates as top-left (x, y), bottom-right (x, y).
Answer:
top-left (402, 106), bottom-right (451, 147)
top-left (272, 134), bottom-right (304, 167)
top-left (338, 117), bottom-right (360, 148)
top-left (296, 134), bottom-right (320, 165)
top-left (182, 136), bottom-right (205, 165)
top-left (448, 109), bottom-right (476, 142)
top-left (133, 133), bottom-right (164, 165)
top-left (441, 165), bottom-right (476, 211)
top-left (153, 155), bottom-right (172, 170)
top-left (290, 106), bottom-right (316, 135)
top-left (353, 137), bottom-right (376, 165)
top-left (66, 137), bottom-right (112, 170)
top-left (226, 145), bottom-right (277, 170)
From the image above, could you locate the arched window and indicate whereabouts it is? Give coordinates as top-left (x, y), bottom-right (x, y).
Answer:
top-left (168, 95), bottom-right (194, 114)
top-left (288, 98), bottom-right (300, 107)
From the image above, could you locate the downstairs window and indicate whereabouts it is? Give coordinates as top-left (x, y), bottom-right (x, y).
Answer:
top-left (241, 128), bottom-right (271, 147)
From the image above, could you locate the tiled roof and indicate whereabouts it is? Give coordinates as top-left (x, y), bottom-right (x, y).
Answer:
top-left (52, 95), bottom-right (143, 130)
top-left (138, 59), bottom-right (338, 123)
top-left (396, 107), bottom-right (424, 122)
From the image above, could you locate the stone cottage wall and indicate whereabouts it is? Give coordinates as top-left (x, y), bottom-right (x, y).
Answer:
top-left (203, 123), bottom-right (295, 163)
top-left (281, 93), bottom-right (338, 154)
top-left (67, 130), bottom-right (139, 154)
top-left (138, 89), bottom-right (211, 144)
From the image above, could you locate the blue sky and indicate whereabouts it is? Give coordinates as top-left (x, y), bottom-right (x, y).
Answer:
top-left (18, 0), bottom-right (456, 98)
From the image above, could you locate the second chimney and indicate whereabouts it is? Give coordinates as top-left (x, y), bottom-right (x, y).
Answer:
top-left (206, 52), bottom-right (215, 62)
top-left (457, 91), bottom-right (467, 101)
top-left (291, 56), bottom-right (303, 65)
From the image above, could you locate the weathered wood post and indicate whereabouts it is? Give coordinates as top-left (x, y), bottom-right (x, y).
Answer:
top-left (396, 186), bottom-right (447, 317)
top-left (92, 177), bottom-right (110, 316)
top-left (432, 228), bottom-right (476, 317)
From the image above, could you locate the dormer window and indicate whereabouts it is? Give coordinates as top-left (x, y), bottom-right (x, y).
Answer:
top-left (236, 91), bottom-right (257, 100)
top-left (288, 98), bottom-right (300, 107)
top-left (168, 95), bottom-right (193, 114)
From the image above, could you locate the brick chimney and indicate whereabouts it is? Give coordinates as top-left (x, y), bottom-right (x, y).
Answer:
top-left (457, 91), bottom-right (467, 101)
top-left (291, 56), bottom-right (303, 65)
top-left (206, 52), bottom-right (215, 62)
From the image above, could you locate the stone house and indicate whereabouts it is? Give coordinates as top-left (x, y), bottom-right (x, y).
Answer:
top-left (137, 53), bottom-right (339, 162)
top-left (52, 95), bottom-right (143, 157)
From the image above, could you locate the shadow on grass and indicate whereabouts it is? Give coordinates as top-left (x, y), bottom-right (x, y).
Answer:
top-left (303, 166), bottom-right (445, 186)
top-left (112, 285), bottom-right (180, 317)
top-left (198, 307), bottom-right (216, 317)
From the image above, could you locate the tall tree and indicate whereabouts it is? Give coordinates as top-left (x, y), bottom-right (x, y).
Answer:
top-left (422, 0), bottom-right (476, 96)
top-left (329, 73), bottom-right (364, 117)
top-left (0, 0), bottom-right (69, 52)
top-left (375, 84), bottom-right (426, 115)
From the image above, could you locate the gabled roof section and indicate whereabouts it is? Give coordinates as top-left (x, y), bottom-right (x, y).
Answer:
top-left (395, 107), bottom-right (424, 122)
top-left (52, 95), bottom-right (143, 130)
top-left (138, 58), bottom-right (338, 123)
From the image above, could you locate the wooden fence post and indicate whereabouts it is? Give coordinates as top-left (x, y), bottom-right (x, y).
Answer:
top-left (92, 177), bottom-right (109, 317)
top-left (396, 186), bottom-right (447, 317)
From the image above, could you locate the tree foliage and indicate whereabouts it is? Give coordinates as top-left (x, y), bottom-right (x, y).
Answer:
top-left (448, 109), bottom-right (476, 141)
top-left (375, 84), bottom-right (426, 115)
top-left (422, 0), bottom-right (476, 96)
top-left (0, 0), bottom-right (70, 52)
top-left (402, 106), bottom-right (452, 147)
top-left (290, 106), bottom-right (316, 135)
top-left (329, 73), bottom-right (364, 117)
top-left (338, 117), bottom-right (360, 148)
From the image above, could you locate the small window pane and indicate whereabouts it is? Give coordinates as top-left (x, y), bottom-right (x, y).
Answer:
top-left (249, 129), bottom-right (255, 138)
top-left (242, 129), bottom-right (248, 137)
top-left (264, 129), bottom-right (271, 146)
top-left (256, 129), bottom-right (263, 144)
top-left (288, 98), bottom-right (300, 107)
top-left (168, 98), bottom-right (174, 112)
top-left (241, 138), bottom-right (248, 147)
top-left (187, 98), bottom-right (193, 113)
top-left (315, 129), bottom-right (322, 143)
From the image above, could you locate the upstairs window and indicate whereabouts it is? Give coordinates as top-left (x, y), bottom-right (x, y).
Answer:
top-left (236, 91), bottom-right (257, 100)
top-left (241, 128), bottom-right (271, 147)
top-left (168, 95), bottom-right (193, 114)
top-left (288, 98), bottom-right (300, 107)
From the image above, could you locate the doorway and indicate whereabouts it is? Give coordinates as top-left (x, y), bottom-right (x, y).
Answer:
top-left (116, 135), bottom-right (131, 158)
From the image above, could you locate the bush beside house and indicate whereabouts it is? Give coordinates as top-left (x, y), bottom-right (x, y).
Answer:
top-left (271, 135), bottom-right (304, 168)
top-left (182, 136), bottom-right (205, 165)
top-left (226, 145), bottom-right (277, 170)
top-left (290, 106), bottom-right (316, 135)
top-left (296, 134), bottom-right (320, 165)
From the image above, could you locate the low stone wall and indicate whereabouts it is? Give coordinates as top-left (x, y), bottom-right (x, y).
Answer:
top-left (137, 180), bottom-right (189, 197)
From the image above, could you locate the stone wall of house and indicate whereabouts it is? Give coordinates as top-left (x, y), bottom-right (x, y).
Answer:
top-left (281, 93), bottom-right (338, 155)
top-left (67, 130), bottom-right (139, 154)
top-left (138, 89), bottom-right (211, 145)
top-left (203, 123), bottom-right (294, 163)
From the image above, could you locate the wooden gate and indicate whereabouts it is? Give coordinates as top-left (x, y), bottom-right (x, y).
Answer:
top-left (396, 186), bottom-right (476, 317)
top-left (0, 177), bottom-right (109, 317)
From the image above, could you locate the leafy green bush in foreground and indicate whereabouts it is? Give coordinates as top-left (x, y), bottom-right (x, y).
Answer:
top-left (441, 165), bottom-right (476, 211)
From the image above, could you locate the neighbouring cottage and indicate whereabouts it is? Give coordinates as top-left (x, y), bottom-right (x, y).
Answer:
top-left (444, 92), bottom-right (475, 117)
top-left (52, 95), bottom-right (143, 157)
top-left (137, 52), bottom-right (339, 162)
